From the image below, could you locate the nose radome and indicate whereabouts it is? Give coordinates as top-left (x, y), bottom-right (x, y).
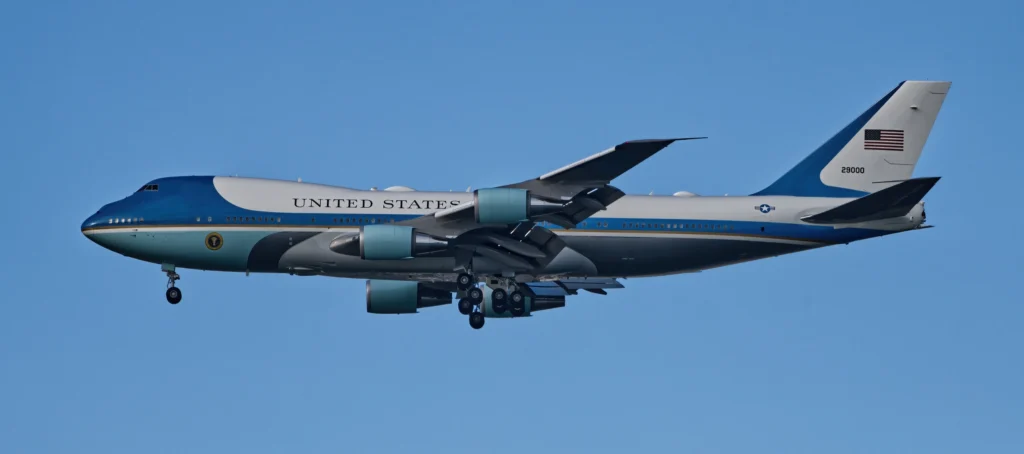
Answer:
top-left (81, 207), bottom-right (111, 233)
top-left (82, 213), bottom-right (100, 233)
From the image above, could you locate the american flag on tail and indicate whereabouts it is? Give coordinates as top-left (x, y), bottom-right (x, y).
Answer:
top-left (864, 129), bottom-right (904, 151)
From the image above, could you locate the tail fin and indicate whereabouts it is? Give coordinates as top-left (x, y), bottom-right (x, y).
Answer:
top-left (754, 81), bottom-right (950, 197)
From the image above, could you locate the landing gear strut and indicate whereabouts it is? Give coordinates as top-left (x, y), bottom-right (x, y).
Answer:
top-left (165, 268), bottom-right (182, 305)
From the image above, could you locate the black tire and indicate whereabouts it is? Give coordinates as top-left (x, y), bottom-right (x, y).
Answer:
top-left (493, 298), bottom-right (508, 314)
top-left (510, 291), bottom-right (524, 304)
top-left (509, 296), bottom-right (526, 317)
top-left (467, 287), bottom-right (483, 304)
top-left (456, 273), bottom-right (474, 291)
top-left (166, 287), bottom-right (182, 305)
top-left (492, 288), bottom-right (507, 303)
top-left (457, 298), bottom-right (474, 315)
top-left (469, 312), bottom-right (485, 330)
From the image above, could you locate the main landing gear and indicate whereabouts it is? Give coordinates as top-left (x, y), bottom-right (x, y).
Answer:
top-left (165, 267), bottom-right (182, 305)
top-left (455, 272), bottom-right (529, 329)
top-left (456, 272), bottom-right (487, 329)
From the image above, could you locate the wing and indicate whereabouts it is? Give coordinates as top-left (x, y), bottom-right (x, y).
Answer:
top-left (505, 138), bottom-right (705, 200)
top-left (408, 137), bottom-right (705, 237)
top-left (333, 137), bottom-right (704, 274)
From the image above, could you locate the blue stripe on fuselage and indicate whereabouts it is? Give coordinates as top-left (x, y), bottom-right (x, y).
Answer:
top-left (82, 176), bottom-right (890, 246)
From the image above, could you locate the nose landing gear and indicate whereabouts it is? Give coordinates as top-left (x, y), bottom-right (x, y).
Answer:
top-left (164, 265), bottom-right (182, 304)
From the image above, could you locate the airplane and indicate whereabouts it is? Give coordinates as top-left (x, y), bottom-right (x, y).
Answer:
top-left (81, 80), bottom-right (950, 330)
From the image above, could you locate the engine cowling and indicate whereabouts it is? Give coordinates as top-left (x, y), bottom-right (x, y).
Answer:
top-left (330, 225), bottom-right (448, 260)
top-left (361, 224), bottom-right (414, 259)
top-left (366, 280), bottom-right (451, 314)
top-left (474, 188), bottom-right (562, 225)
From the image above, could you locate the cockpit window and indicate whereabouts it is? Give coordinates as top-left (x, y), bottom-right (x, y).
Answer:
top-left (136, 184), bottom-right (160, 192)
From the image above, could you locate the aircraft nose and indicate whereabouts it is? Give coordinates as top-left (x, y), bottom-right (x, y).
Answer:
top-left (81, 204), bottom-right (114, 234)
top-left (82, 212), bottom-right (104, 234)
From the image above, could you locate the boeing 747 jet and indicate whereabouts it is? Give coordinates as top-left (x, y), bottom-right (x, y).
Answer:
top-left (82, 81), bottom-right (950, 329)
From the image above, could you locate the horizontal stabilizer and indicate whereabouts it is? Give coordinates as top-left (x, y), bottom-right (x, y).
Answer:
top-left (802, 177), bottom-right (940, 224)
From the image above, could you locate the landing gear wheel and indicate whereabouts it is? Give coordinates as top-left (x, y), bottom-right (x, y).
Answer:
top-left (493, 298), bottom-right (508, 314)
top-left (509, 292), bottom-right (526, 317)
top-left (457, 298), bottom-right (474, 315)
top-left (492, 288), bottom-right (507, 304)
top-left (456, 273), bottom-right (474, 291)
top-left (510, 290), bottom-right (524, 305)
top-left (166, 287), bottom-right (182, 305)
top-left (467, 287), bottom-right (483, 304)
top-left (469, 312), bottom-right (485, 330)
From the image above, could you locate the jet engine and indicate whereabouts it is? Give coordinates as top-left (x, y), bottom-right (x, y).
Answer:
top-left (330, 225), bottom-right (448, 260)
top-left (365, 280), bottom-right (451, 314)
top-left (473, 188), bottom-right (562, 224)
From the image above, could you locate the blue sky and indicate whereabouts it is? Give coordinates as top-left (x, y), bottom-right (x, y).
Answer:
top-left (2, 1), bottom-right (1022, 452)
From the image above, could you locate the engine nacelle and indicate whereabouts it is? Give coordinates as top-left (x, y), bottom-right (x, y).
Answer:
top-left (474, 188), bottom-right (562, 224)
top-left (366, 280), bottom-right (451, 314)
top-left (361, 224), bottom-right (414, 259)
top-left (330, 225), bottom-right (448, 260)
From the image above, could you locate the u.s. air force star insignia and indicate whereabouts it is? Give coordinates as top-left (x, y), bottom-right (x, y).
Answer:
top-left (756, 204), bottom-right (775, 214)
top-left (205, 232), bottom-right (224, 251)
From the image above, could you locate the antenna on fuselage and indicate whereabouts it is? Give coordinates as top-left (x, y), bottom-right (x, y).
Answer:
top-left (297, 177), bottom-right (302, 183)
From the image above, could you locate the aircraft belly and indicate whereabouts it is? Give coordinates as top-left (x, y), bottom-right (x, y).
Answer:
top-left (561, 235), bottom-right (814, 277)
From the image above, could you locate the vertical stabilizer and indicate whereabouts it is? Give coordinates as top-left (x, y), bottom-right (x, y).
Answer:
top-left (755, 81), bottom-right (950, 197)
